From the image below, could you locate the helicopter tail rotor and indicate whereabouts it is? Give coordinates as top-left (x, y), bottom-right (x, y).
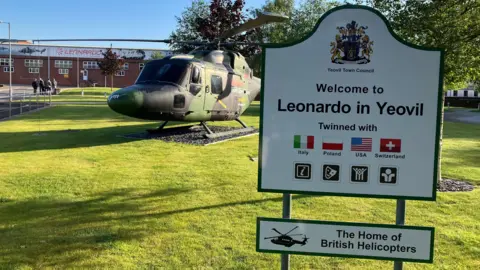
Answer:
top-left (302, 235), bottom-right (309, 245)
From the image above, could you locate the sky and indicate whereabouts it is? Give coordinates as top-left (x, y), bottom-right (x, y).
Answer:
top-left (0, 0), bottom-right (269, 50)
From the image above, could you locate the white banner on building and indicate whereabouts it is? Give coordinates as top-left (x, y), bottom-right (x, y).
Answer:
top-left (0, 44), bottom-right (170, 60)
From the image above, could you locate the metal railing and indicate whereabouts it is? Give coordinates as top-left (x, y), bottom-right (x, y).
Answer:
top-left (0, 90), bottom-right (51, 120)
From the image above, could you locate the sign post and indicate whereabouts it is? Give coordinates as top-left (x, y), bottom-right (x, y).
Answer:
top-left (256, 4), bottom-right (443, 269)
top-left (393, 199), bottom-right (406, 270)
top-left (281, 193), bottom-right (291, 270)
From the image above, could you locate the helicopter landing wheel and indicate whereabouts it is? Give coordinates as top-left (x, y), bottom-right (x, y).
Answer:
top-left (146, 121), bottom-right (169, 134)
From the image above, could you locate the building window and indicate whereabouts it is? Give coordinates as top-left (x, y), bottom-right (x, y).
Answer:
top-left (115, 70), bottom-right (125, 76)
top-left (0, 58), bottom-right (13, 66)
top-left (83, 61), bottom-right (99, 69)
top-left (55, 60), bottom-right (72, 68)
top-left (3, 66), bottom-right (13, 72)
top-left (59, 68), bottom-right (69, 74)
top-left (139, 63), bottom-right (145, 70)
top-left (25, 59), bottom-right (43, 67)
top-left (29, 67), bottom-right (40, 73)
top-left (122, 63), bottom-right (129, 70)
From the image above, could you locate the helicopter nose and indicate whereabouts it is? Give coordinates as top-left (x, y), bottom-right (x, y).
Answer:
top-left (107, 87), bottom-right (144, 116)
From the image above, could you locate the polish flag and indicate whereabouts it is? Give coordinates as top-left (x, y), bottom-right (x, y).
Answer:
top-left (322, 138), bottom-right (343, 150)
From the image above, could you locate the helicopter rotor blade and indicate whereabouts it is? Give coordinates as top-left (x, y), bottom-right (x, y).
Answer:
top-left (31, 39), bottom-right (212, 46)
top-left (272, 228), bottom-right (284, 235)
top-left (284, 226), bottom-right (299, 236)
top-left (219, 11), bottom-right (288, 39)
top-left (32, 38), bottom-right (175, 43)
top-left (219, 42), bottom-right (265, 46)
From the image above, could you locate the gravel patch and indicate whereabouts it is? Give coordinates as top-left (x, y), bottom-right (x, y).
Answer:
top-left (437, 179), bottom-right (475, 192)
top-left (121, 125), bottom-right (258, 145)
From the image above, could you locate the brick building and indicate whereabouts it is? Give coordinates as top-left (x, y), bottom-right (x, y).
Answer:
top-left (0, 43), bottom-right (172, 88)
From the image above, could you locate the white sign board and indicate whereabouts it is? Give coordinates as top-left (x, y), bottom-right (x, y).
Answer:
top-left (257, 217), bottom-right (434, 263)
top-left (258, 5), bottom-right (443, 200)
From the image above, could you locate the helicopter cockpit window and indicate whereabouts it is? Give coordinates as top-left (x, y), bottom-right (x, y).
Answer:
top-left (211, 75), bottom-right (223, 94)
top-left (189, 66), bottom-right (202, 96)
top-left (191, 66), bottom-right (201, 84)
top-left (136, 61), bottom-right (188, 85)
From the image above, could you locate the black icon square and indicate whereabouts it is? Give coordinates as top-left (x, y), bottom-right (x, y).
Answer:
top-left (294, 163), bottom-right (311, 180)
top-left (379, 167), bottom-right (398, 184)
top-left (350, 166), bottom-right (369, 183)
top-left (323, 164), bottom-right (340, 181)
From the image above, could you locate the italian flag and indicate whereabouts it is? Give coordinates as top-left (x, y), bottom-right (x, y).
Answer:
top-left (294, 135), bottom-right (314, 149)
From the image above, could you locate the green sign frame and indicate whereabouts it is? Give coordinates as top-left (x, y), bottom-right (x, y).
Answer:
top-left (257, 4), bottom-right (445, 201)
top-left (256, 217), bottom-right (435, 263)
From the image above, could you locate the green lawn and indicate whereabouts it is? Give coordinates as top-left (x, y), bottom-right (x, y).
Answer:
top-left (0, 104), bottom-right (478, 269)
top-left (52, 87), bottom-right (119, 103)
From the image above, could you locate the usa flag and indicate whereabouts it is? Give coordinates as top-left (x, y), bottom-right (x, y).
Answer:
top-left (351, 137), bottom-right (372, 152)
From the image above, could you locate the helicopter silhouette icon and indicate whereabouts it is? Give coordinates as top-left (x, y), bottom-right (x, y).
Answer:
top-left (264, 226), bottom-right (309, 247)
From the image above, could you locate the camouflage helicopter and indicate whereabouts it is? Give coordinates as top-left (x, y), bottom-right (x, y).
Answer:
top-left (35, 12), bottom-right (288, 138)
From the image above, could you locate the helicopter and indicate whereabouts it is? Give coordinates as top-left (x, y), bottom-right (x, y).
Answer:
top-left (264, 226), bottom-right (309, 247)
top-left (34, 12), bottom-right (288, 139)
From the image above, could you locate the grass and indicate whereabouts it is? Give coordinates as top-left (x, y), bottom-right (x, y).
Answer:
top-left (0, 103), bottom-right (479, 269)
top-left (52, 87), bottom-right (119, 103)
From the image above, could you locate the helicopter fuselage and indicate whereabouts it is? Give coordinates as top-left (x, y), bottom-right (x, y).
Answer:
top-left (107, 53), bottom-right (260, 122)
top-left (270, 236), bottom-right (308, 247)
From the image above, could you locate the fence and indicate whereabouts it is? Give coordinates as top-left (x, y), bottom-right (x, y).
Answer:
top-left (444, 97), bottom-right (480, 109)
top-left (0, 93), bottom-right (51, 120)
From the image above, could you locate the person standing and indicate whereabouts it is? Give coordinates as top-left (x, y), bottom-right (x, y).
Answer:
top-left (39, 78), bottom-right (45, 94)
top-left (53, 78), bottom-right (58, 94)
top-left (46, 78), bottom-right (52, 94)
top-left (32, 79), bottom-right (38, 94)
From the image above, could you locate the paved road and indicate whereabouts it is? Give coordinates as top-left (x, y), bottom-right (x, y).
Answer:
top-left (444, 108), bottom-right (480, 124)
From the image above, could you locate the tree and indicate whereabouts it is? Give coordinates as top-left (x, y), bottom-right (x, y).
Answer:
top-left (169, 0), bottom-right (210, 53)
top-left (169, 0), bottom-right (262, 57)
top-left (360, 1), bottom-right (480, 185)
top-left (255, 0), bottom-right (341, 44)
top-left (145, 51), bottom-right (165, 64)
top-left (97, 48), bottom-right (125, 92)
top-left (364, 0), bottom-right (480, 89)
top-left (253, 0), bottom-right (295, 44)
top-left (246, 0), bottom-right (341, 75)
top-left (150, 51), bottom-right (165, 60)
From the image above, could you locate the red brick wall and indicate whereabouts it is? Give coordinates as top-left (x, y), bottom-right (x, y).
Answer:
top-left (0, 55), bottom-right (143, 88)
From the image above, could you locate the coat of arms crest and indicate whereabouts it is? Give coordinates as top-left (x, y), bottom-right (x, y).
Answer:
top-left (330, 21), bottom-right (373, 64)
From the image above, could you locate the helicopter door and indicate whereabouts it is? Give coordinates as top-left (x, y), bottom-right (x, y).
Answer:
top-left (204, 72), bottom-right (225, 111)
top-left (188, 65), bottom-right (204, 110)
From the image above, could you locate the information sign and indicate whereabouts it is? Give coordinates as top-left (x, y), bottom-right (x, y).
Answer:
top-left (257, 217), bottom-right (434, 263)
top-left (258, 5), bottom-right (444, 200)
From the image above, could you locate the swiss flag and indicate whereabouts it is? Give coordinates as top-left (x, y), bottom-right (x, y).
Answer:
top-left (380, 138), bottom-right (401, 152)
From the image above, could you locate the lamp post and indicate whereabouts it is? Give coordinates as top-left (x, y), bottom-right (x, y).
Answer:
top-left (0, 21), bottom-right (12, 117)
